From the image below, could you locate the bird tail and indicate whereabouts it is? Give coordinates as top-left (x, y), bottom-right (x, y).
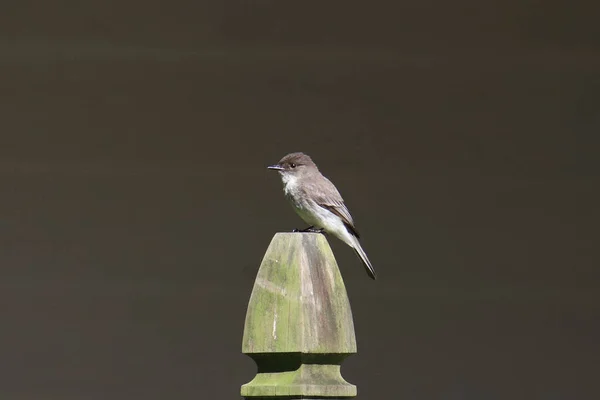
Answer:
top-left (350, 236), bottom-right (377, 280)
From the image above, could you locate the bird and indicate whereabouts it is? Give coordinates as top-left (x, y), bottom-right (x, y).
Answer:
top-left (268, 152), bottom-right (376, 280)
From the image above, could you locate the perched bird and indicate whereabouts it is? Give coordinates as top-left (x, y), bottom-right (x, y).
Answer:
top-left (268, 152), bottom-right (376, 280)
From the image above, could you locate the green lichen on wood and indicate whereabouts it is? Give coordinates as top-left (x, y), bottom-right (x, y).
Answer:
top-left (242, 363), bottom-right (356, 397)
top-left (241, 233), bottom-right (357, 398)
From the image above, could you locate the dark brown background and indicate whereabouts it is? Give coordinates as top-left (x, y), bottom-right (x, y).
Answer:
top-left (1, 1), bottom-right (598, 399)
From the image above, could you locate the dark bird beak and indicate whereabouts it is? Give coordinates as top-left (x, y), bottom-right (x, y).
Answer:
top-left (267, 164), bottom-right (284, 171)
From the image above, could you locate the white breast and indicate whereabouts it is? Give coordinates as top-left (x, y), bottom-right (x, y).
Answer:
top-left (282, 173), bottom-right (299, 196)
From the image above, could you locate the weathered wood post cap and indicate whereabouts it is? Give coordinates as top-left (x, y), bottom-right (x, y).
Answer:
top-left (241, 232), bottom-right (357, 399)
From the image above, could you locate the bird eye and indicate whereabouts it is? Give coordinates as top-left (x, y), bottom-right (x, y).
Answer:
top-left (290, 163), bottom-right (296, 168)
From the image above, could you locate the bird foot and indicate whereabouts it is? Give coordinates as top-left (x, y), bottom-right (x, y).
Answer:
top-left (293, 226), bottom-right (325, 234)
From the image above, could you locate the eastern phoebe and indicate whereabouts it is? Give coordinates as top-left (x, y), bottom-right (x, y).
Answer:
top-left (268, 152), bottom-right (376, 280)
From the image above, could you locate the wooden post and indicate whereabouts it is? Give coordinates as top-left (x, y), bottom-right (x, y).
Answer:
top-left (241, 232), bottom-right (357, 399)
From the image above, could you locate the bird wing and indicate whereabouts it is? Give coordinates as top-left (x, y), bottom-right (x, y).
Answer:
top-left (308, 177), bottom-right (360, 238)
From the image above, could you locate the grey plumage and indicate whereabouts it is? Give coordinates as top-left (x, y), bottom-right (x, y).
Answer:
top-left (268, 152), bottom-right (376, 280)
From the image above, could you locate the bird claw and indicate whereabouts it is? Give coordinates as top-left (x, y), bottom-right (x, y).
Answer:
top-left (293, 226), bottom-right (325, 234)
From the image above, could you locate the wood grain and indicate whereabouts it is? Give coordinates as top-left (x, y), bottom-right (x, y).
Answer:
top-left (241, 232), bottom-right (357, 398)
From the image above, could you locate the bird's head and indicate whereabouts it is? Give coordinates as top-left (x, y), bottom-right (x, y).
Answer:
top-left (267, 152), bottom-right (318, 179)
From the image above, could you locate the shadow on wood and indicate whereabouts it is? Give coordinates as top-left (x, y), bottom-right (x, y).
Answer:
top-left (241, 233), bottom-right (357, 399)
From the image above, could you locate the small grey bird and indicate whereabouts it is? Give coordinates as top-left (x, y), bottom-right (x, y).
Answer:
top-left (268, 152), bottom-right (376, 280)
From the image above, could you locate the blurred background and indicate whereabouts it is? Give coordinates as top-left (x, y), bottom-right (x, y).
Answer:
top-left (0, 1), bottom-right (598, 399)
